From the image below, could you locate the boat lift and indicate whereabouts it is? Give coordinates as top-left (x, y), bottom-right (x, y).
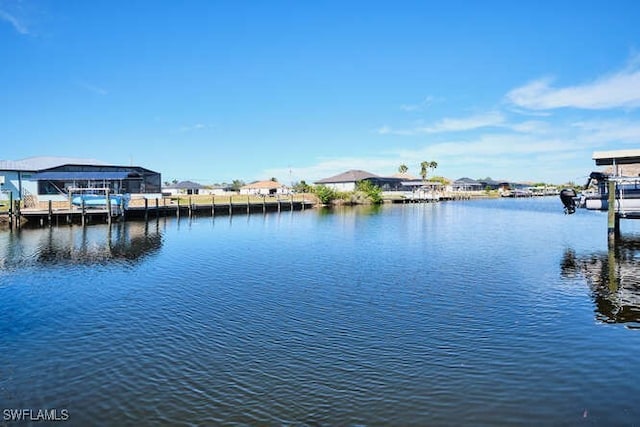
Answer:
top-left (561, 149), bottom-right (640, 245)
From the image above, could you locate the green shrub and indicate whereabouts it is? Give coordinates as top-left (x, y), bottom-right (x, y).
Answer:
top-left (313, 185), bottom-right (339, 204)
top-left (355, 180), bottom-right (383, 204)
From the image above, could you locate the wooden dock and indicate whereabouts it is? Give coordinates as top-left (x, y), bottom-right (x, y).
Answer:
top-left (1, 198), bottom-right (315, 229)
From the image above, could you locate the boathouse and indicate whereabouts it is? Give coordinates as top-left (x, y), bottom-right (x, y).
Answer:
top-left (0, 157), bottom-right (161, 207)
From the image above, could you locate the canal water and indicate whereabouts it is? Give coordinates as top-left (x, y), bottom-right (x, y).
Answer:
top-left (2, 197), bottom-right (640, 426)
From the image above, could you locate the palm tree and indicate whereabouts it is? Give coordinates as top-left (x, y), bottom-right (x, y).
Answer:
top-left (429, 161), bottom-right (438, 175)
top-left (420, 160), bottom-right (439, 182)
top-left (420, 161), bottom-right (429, 182)
top-left (398, 164), bottom-right (408, 174)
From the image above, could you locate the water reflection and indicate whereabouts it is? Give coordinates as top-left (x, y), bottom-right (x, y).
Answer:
top-left (0, 221), bottom-right (163, 270)
top-left (562, 238), bottom-right (640, 327)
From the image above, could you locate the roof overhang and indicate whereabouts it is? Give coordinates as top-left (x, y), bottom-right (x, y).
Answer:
top-left (32, 171), bottom-right (142, 180)
top-left (593, 149), bottom-right (640, 166)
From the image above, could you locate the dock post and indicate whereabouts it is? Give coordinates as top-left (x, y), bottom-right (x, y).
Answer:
top-left (302, 195), bottom-right (305, 211)
top-left (290, 194), bottom-right (293, 210)
top-left (144, 198), bottom-right (149, 222)
top-left (608, 180), bottom-right (618, 246)
top-left (8, 191), bottom-right (13, 229)
top-left (106, 190), bottom-right (112, 225)
top-left (212, 195), bottom-right (215, 217)
top-left (188, 196), bottom-right (192, 217)
top-left (16, 200), bottom-right (21, 228)
top-left (81, 198), bottom-right (86, 227)
top-left (177, 199), bottom-right (181, 219)
top-left (229, 196), bottom-right (232, 215)
top-left (48, 200), bottom-right (53, 227)
top-left (155, 198), bottom-right (159, 218)
top-left (247, 195), bottom-right (250, 214)
top-left (277, 195), bottom-right (281, 212)
top-left (262, 195), bottom-right (266, 213)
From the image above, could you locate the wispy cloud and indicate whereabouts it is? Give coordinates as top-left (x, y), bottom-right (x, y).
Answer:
top-left (506, 57), bottom-right (640, 110)
top-left (376, 111), bottom-right (505, 135)
top-left (400, 96), bottom-right (435, 112)
top-left (270, 114), bottom-right (639, 183)
top-left (78, 81), bottom-right (108, 96)
top-left (0, 9), bottom-right (28, 34)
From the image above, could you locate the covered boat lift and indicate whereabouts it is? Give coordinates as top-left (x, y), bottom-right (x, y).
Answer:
top-left (591, 150), bottom-right (640, 245)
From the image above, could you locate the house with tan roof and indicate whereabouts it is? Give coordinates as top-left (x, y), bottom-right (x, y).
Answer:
top-left (239, 180), bottom-right (290, 196)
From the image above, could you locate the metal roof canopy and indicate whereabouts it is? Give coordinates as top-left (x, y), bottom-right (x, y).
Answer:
top-left (32, 171), bottom-right (142, 180)
top-left (593, 149), bottom-right (640, 166)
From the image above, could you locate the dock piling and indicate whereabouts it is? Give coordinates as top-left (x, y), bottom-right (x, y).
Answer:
top-left (608, 180), bottom-right (618, 246)
top-left (8, 191), bottom-right (13, 229)
top-left (81, 198), bottom-right (86, 227)
top-left (48, 200), bottom-right (53, 227)
top-left (106, 190), bottom-right (112, 225)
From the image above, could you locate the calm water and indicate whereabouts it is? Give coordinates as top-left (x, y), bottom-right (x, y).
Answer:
top-left (2, 197), bottom-right (640, 426)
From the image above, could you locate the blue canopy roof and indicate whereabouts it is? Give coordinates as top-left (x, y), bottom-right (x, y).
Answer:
top-left (31, 171), bottom-right (141, 181)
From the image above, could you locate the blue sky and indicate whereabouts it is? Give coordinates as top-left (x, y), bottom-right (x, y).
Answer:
top-left (2, 1), bottom-right (640, 185)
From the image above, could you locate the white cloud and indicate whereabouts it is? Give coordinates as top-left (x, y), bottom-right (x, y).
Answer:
top-left (506, 59), bottom-right (640, 110)
top-left (509, 120), bottom-right (551, 134)
top-left (400, 96), bottom-right (435, 112)
top-left (376, 111), bottom-right (505, 135)
top-left (0, 9), bottom-right (28, 34)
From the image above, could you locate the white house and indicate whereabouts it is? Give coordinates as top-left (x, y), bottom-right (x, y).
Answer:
top-left (162, 180), bottom-right (204, 196)
top-left (239, 180), bottom-right (290, 196)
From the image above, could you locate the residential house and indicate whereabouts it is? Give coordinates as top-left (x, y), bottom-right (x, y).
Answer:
top-left (163, 180), bottom-right (204, 195)
top-left (240, 180), bottom-right (290, 196)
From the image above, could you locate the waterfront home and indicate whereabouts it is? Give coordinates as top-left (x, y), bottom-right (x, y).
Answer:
top-left (451, 177), bottom-right (484, 192)
top-left (199, 185), bottom-right (234, 196)
top-left (162, 180), bottom-right (204, 196)
top-left (240, 180), bottom-right (290, 196)
top-left (0, 156), bottom-right (161, 208)
top-left (315, 169), bottom-right (405, 191)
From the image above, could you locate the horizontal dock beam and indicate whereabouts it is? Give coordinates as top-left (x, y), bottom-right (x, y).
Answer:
top-left (3, 199), bottom-right (315, 228)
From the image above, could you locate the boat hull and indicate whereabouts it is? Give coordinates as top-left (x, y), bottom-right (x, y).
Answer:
top-left (72, 195), bottom-right (124, 207)
top-left (582, 195), bottom-right (640, 212)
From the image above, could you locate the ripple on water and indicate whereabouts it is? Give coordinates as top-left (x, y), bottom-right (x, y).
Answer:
top-left (2, 201), bottom-right (640, 425)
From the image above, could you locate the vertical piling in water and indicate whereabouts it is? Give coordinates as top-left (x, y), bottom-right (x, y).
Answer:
top-left (277, 195), bottom-right (281, 212)
top-left (48, 200), bottom-right (53, 227)
top-left (188, 197), bottom-right (193, 217)
top-left (290, 194), bottom-right (293, 210)
top-left (302, 195), bottom-right (305, 211)
top-left (155, 198), bottom-right (159, 218)
top-left (262, 196), bottom-right (266, 213)
top-left (16, 200), bottom-right (21, 228)
top-left (608, 179), bottom-right (618, 246)
top-left (81, 198), bottom-right (86, 227)
top-left (144, 198), bottom-right (149, 222)
top-left (247, 195), bottom-right (250, 214)
top-left (229, 196), bottom-right (233, 215)
top-left (106, 191), bottom-right (112, 225)
top-left (212, 195), bottom-right (215, 217)
top-left (177, 199), bottom-right (181, 219)
top-left (8, 191), bottom-right (13, 229)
